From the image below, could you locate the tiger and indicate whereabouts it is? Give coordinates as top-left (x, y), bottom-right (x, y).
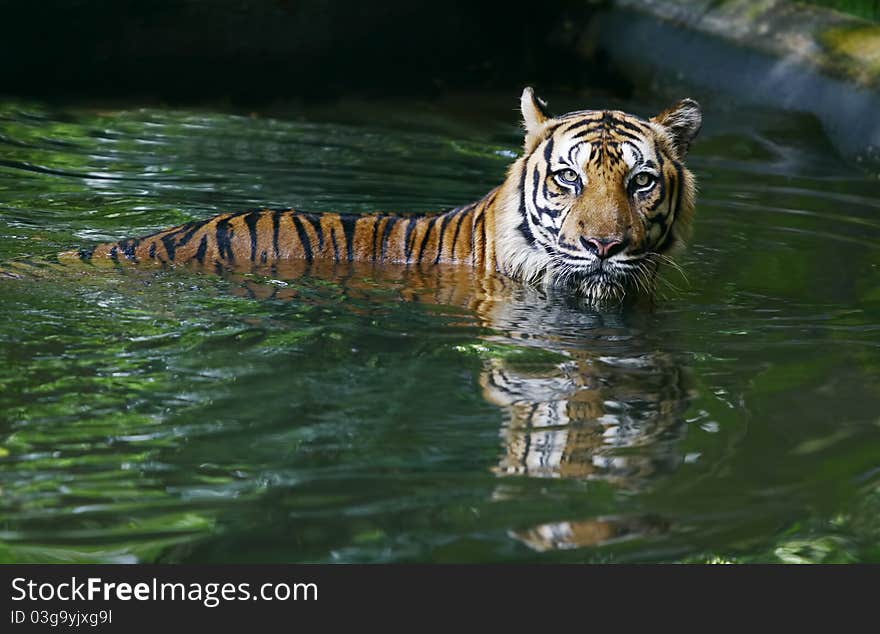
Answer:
top-left (64, 88), bottom-right (702, 304)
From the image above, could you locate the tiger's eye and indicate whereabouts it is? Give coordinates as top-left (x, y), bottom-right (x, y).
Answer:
top-left (633, 173), bottom-right (655, 188)
top-left (555, 169), bottom-right (579, 186)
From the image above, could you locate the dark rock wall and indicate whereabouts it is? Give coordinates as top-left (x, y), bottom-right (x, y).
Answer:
top-left (0, 0), bottom-right (603, 103)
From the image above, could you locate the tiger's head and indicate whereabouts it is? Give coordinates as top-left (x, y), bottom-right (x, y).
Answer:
top-left (495, 88), bottom-right (702, 304)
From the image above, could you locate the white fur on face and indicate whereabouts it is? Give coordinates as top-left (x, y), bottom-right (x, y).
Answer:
top-left (550, 138), bottom-right (592, 174)
top-left (493, 111), bottom-right (684, 304)
top-left (620, 140), bottom-right (653, 170)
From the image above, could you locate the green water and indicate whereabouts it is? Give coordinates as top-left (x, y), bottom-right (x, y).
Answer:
top-left (1, 93), bottom-right (880, 563)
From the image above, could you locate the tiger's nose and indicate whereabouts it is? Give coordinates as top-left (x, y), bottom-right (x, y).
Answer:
top-left (581, 236), bottom-right (627, 259)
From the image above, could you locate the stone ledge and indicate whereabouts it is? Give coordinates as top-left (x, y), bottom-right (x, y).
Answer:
top-left (615, 0), bottom-right (880, 89)
top-left (587, 0), bottom-right (880, 162)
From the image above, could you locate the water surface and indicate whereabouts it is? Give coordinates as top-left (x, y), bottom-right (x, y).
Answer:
top-left (1, 93), bottom-right (880, 563)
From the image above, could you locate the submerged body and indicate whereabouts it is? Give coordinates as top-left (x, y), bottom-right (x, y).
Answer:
top-left (72, 89), bottom-right (702, 304)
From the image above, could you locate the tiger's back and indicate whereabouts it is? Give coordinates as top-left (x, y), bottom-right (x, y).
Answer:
top-left (72, 192), bottom-right (498, 272)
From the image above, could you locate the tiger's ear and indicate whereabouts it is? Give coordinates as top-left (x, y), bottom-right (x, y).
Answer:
top-left (651, 98), bottom-right (702, 157)
top-left (520, 87), bottom-right (552, 151)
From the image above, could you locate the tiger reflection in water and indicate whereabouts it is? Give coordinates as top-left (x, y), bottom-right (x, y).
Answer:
top-left (228, 261), bottom-right (693, 552)
top-left (479, 296), bottom-right (692, 551)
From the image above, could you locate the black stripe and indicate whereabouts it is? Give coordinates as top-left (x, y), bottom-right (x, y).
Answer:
top-left (614, 127), bottom-right (644, 144)
top-left (340, 214), bottom-right (357, 263)
top-left (380, 217), bottom-right (399, 262)
top-left (473, 212), bottom-right (486, 264)
top-left (448, 205), bottom-right (470, 261)
top-left (575, 125), bottom-right (642, 144)
top-left (330, 226), bottom-right (340, 262)
top-left (541, 170), bottom-right (554, 203)
top-left (644, 174), bottom-right (667, 213)
top-left (479, 206), bottom-right (487, 258)
top-left (470, 217), bottom-right (477, 261)
top-left (609, 114), bottom-right (651, 136)
top-left (648, 151), bottom-right (667, 214)
top-left (78, 248), bottom-right (94, 261)
top-left (175, 221), bottom-right (204, 249)
top-left (570, 124), bottom-right (603, 141)
top-left (161, 233), bottom-right (178, 260)
top-left (517, 163), bottom-right (536, 244)
top-left (434, 212), bottom-right (454, 264)
top-left (557, 115), bottom-right (603, 136)
top-left (542, 136), bottom-right (555, 163)
top-left (656, 167), bottom-right (682, 251)
top-left (599, 111), bottom-right (613, 146)
top-left (532, 167), bottom-right (542, 209)
top-left (292, 215), bottom-right (313, 263)
top-left (315, 218), bottom-right (324, 250)
top-left (673, 162), bottom-right (684, 217)
top-left (108, 245), bottom-right (119, 263)
top-left (538, 137), bottom-right (557, 214)
top-left (570, 115), bottom-right (645, 142)
top-left (403, 217), bottom-right (418, 260)
top-left (303, 214), bottom-right (323, 250)
top-left (195, 234), bottom-right (208, 264)
top-left (215, 216), bottom-right (235, 262)
top-left (272, 210), bottom-right (281, 260)
top-left (120, 239), bottom-right (139, 262)
top-left (371, 216), bottom-right (384, 261)
top-left (517, 407), bottom-right (534, 467)
top-left (567, 142), bottom-right (581, 167)
top-left (486, 372), bottom-right (508, 392)
top-left (244, 210), bottom-right (262, 262)
top-left (538, 121), bottom-right (565, 136)
top-left (415, 215), bottom-right (439, 263)
top-left (651, 179), bottom-right (676, 252)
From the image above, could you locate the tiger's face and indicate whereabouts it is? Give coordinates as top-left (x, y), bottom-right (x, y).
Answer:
top-left (495, 88), bottom-right (702, 303)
